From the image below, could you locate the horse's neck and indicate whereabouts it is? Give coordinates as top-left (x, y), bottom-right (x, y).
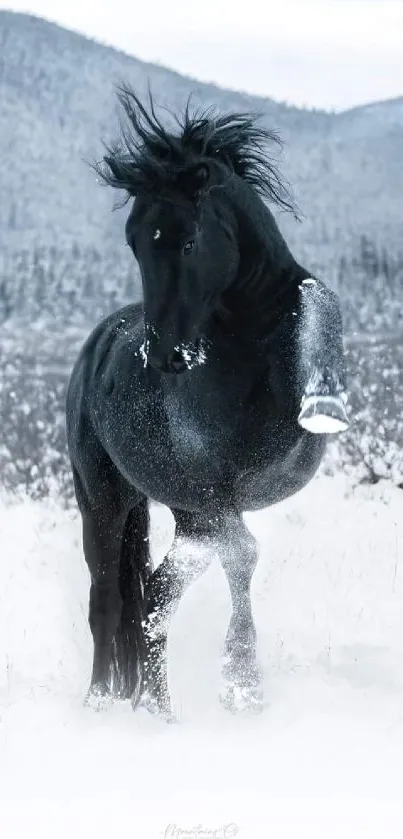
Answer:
top-left (220, 176), bottom-right (308, 335)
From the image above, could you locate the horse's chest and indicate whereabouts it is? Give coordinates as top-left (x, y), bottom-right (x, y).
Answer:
top-left (163, 390), bottom-right (235, 473)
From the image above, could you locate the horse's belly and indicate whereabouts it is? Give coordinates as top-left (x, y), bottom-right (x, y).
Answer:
top-left (114, 442), bottom-right (232, 511)
top-left (100, 399), bottom-right (233, 511)
top-left (114, 424), bottom-right (324, 514)
top-left (100, 382), bottom-right (326, 513)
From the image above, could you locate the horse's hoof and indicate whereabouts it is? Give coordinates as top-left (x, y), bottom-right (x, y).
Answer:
top-left (298, 394), bottom-right (349, 434)
top-left (84, 685), bottom-right (113, 712)
top-left (137, 690), bottom-right (177, 723)
top-left (219, 681), bottom-right (266, 714)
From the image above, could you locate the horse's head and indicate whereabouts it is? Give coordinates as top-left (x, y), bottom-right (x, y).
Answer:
top-left (124, 161), bottom-right (238, 374)
top-left (95, 84), bottom-right (294, 375)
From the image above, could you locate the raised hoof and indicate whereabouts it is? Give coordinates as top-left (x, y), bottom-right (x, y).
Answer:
top-left (137, 690), bottom-right (177, 723)
top-left (84, 684), bottom-right (113, 712)
top-left (298, 394), bottom-right (349, 434)
top-left (219, 681), bottom-right (266, 714)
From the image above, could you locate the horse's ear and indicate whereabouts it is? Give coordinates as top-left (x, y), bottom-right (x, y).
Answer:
top-left (180, 163), bottom-right (210, 200)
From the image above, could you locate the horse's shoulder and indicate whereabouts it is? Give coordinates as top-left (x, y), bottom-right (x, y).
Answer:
top-left (67, 303), bottom-right (144, 408)
top-left (76, 304), bottom-right (142, 366)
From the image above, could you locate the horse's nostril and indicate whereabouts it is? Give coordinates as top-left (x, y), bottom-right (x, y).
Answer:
top-left (147, 350), bottom-right (188, 375)
top-left (170, 351), bottom-right (187, 374)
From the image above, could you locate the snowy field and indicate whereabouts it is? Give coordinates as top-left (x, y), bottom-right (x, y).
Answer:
top-left (1, 474), bottom-right (403, 838)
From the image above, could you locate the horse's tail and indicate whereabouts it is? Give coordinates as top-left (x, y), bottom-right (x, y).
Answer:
top-left (110, 499), bottom-right (152, 703)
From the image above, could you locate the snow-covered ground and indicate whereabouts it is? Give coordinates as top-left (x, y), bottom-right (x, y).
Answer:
top-left (1, 475), bottom-right (403, 839)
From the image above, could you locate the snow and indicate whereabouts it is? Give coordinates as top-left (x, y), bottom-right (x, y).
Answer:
top-left (1, 475), bottom-right (403, 839)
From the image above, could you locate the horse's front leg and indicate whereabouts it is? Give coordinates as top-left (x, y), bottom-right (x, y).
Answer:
top-left (296, 277), bottom-right (349, 434)
top-left (218, 515), bottom-right (263, 713)
top-left (140, 510), bottom-right (217, 720)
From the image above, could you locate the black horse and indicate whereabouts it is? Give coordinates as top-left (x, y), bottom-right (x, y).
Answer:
top-left (66, 86), bottom-right (348, 716)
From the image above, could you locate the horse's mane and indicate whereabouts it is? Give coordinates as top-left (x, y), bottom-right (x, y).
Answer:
top-left (94, 83), bottom-right (295, 213)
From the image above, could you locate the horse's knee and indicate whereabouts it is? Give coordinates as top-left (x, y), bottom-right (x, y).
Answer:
top-left (220, 515), bottom-right (258, 568)
top-left (169, 535), bottom-right (215, 586)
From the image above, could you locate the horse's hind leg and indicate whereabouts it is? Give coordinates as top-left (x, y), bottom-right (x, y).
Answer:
top-left (218, 514), bottom-right (262, 713)
top-left (296, 277), bottom-right (349, 434)
top-left (82, 505), bottom-right (126, 709)
top-left (81, 496), bottom-right (151, 710)
top-left (72, 450), bottom-right (147, 710)
top-left (115, 501), bottom-right (152, 705)
top-left (140, 510), bottom-right (218, 719)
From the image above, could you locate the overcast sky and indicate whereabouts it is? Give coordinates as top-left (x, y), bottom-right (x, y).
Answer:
top-left (2, 0), bottom-right (402, 110)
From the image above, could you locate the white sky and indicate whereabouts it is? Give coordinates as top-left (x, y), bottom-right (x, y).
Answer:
top-left (2, 0), bottom-right (403, 110)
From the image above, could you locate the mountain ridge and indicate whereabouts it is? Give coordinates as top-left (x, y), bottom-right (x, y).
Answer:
top-left (3, 11), bottom-right (401, 118)
top-left (0, 10), bottom-right (332, 118)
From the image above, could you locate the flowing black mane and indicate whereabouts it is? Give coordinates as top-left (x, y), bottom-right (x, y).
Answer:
top-left (94, 84), bottom-right (295, 213)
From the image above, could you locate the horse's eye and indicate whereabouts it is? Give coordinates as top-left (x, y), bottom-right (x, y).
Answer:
top-left (183, 240), bottom-right (195, 255)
